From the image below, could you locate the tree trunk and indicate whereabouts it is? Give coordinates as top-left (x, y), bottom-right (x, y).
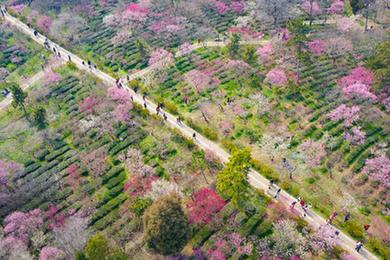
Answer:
top-left (365, 8), bottom-right (369, 31)
top-left (309, 0), bottom-right (313, 26)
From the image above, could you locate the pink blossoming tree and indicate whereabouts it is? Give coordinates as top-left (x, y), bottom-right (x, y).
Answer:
top-left (214, 1), bottom-right (230, 15)
top-left (107, 86), bottom-right (131, 104)
top-left (327, 104), bottom-right (360, 127)
top-left (328, 0), bottom-right (344, 14)
top-left (114, 102), bottom-right (133, 123)
top-left (78, 96), bottom-right (99, 114)
top-left (345, 127), bottom-right (366, 145)
top-left (362, 155), bottom-right (390, 187)
top-left (39, 247), bottom-right (66, 260)
top-left (265, 68), bottom-right (288, 86)
top-left (185, 69), bottom-right (220, 93)
top-left (230, 1), bottom-right (245, 13)
top-left (3, 209), bottom-right (44, 244)
top-left (43, 71), bottom-right (61, 85)
top-left (36, 16), bottom-right (52, 33)
top-left (187, 188), bottom-right (226, 225)
top-left (257, 42), bottom-right (273, 62)
top-left (298, 140), bottom-right (326, 167)
top-left (307, 39), bottom-right (326, 55)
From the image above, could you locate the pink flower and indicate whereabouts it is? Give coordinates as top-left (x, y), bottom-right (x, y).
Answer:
top-left (39, 247), bottom-right (65, 260)
top-left (338, 67), bottom-right (374, 88)
top-left (148, 48), bottom-right (174, 67)
top-left (178, 42), bottom-right (193, 56)
top-left (187, 188), bottom-right (226, 225)
top-left (78, 96), bottom-right (99, 114)
top-left (278, 28), bottom-right (290, 41)
top-left (363, 155), bottom-right (390, 187)
top-left (185, 69), bottom-right (220, 92)
top-left (336, 17), bottom-right (357, 32)
top-left (328, 0), bottom-right (344, 14)
top-left (342, 82), bottom-right (377, 100)
top-left (36, 16), bottom-right (52, 33)
top-left (44, 71), bottom-right (61, 85)
top-left (344, 127), bottom-right (366, 145)
top-left (307, 39), bottom-right (326, 55)
top-left (265, 68), bottom-right (288, 86)
top-left (114, 102), bottom-right (133, 123)
top-left (124, 3), bottom-right (149, 21)
top-left (230, 1), bottom-right (245, 13)
top-left (327, 104), bottom-right (360, 127)
top-left (214, 1), bottom-right (229, 15)
top-left (301, 0), bottom-right (322, 15)
top-left (382, 97), bottom-right (390, 113)
top-left (107, 86), bottom-right (131, 104)
top-left (10, 4), bottom-right (26, 13)
top-left (257, 42), bottom-right (273, 61)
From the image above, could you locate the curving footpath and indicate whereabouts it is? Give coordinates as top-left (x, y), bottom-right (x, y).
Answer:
top-left (0, 58), bottom-right (64, 110)
top-left (1, 12), bottom-right (378, 260)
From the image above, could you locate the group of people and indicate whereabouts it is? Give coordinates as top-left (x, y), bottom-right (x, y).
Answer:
top-left (0, 6), bottom-right (7, 17)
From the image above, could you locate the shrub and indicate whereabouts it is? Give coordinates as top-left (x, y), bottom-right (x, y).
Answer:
top-left (366, 237), bottom-right (390, 259)
top-left (191, 226), bottom-right (214, 247)
top-left (252, 159), bottom-right (279, 182)
top-left (130, 197), bottom-right (153, 217)
top-left (344, 220), bottom-right (364, 240)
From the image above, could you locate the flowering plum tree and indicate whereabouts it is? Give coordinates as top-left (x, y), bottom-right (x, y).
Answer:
top-left (36, 16), bottom-right (52, 33)
top-left (326, 37), bottom-right (353, 63)
top-left (214, 1), bottom-right (230, 15)
top-left (301, 0), bottom-right (322, 26)
top-left (124, 3), bottom-right (149, 22)
top-left (307, 39), bottom-right (326, 55)
top-left (187, 188), bottom-right (226, 225)
top-left (66, 164), bottom-right (80, 188)
top-left (114, 103), bottom-right (133, 123)
top-left (328, 0), bottom-right (344, 14)
top-left (107, 86), bottom-right (131, 104)
top-left (124, 174), bottom-right (158, 196)
top-left (148, 48), bottom-right (174, 67)
top-left (298, 140), bottom-right (326, 167)
top-left (53, 216), bottom-right (89, 258)
top-left (230, 1), bottom-right (245, 13)
top-left (78, 96), bottom-right (99, 114)
top-left (3, 209), bottom-right (43, 244)
top-left (111, 30), bottom-right (132, 46)
top-left (338, 67), bottom-right (376, 100)
top-left (185, 69), bottom-right (220, 93)
top-left (327, 104), bottom-right (360, 127)
top-left (345, 127), bottom-right (366, 145)
top-left (257, 42), bottom-right (273, 62)
top-left (81, 147), bottom-right (107, 177)
top-left (336, 17), bottom-right (358, 32)
top-left (43, 71), bottom-right (61, 85)
top-left (362, 155), bottom-right (390, 187)
top-left (146, 179), bottom-right (182, 201)
top-left (265, 68), bottom-right (288, 86)
top-left (311, 225), bottom-right (339, 251)
top-left (39, 247), bottom-right (66, 260)
top-left (177, 42), bottom-right (193, 56)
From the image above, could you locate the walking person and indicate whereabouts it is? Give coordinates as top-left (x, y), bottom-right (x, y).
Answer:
top-left (68, 55), bottom-right (71, 62)
top-left (142, 94), bottom-right (146, 101)
top-left (273, 188), bottom-right (281, 199)
top-left (33, 30), bottom-right (38, 37)
top-left (163, 113), bottom-right (167, 120)
top-left (268, 179), bottom-right (274, 190)
top-left (177, 117), bottom-right (181, 125)
top-left (156, 105), bottom-right (160, 115)
top-left (290, 200), bottom-right (297, 210)
top-left (355, 241), bottom-right (363, 253)
top-left (143, 102), bottom-right (147, 109)
top-left (363, 224), bottom-right (370, 232)
top-left (344, 212), bottom-right (350, 222)
top-left (193, 132), bottom-right (196, 139)
top-left (327, 211), bottom-right (338, 225)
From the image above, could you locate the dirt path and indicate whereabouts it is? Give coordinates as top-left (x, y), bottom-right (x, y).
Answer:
top-left (2, 12), bottom-right (378, 260)
top-left (0, 58), bottom-right (64, 110)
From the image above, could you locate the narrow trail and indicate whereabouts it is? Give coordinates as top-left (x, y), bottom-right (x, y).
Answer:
top-left (1, 12), bottom-right (378, 260)
top-left (0, 58), bottom-right (64, 110)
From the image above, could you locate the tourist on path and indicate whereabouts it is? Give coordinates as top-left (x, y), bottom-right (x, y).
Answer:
top-left (355, 242), bottom-right (363, 253)
top-left (328, 211), bottom-right (338, 224)
top-left (274, 188), bottom-right (281, 199)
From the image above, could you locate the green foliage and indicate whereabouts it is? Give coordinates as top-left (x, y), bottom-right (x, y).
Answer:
top-left (143, 193), bottom-right (190, 255)
top-left (227, 33), bottom-right (241, 59)
top-left (366, 37), bottom-right (390, 91)
top-left (84, 234), bottom-right (111, 260)
top-left (83, 234), bottom-right (127, 260)
top-left (216, 148), bottom-right (251, 208)
top-left (9, 82), bottom-right (28, 116)
top-left (343, 0), bottom-right (353, 16)
top-left (366, 237), bottom-right (390, 259)
top-left (33, 106), bottom-right (48, 130)
top-left (130, 197), bottom-right (153, 217)
top-left (344, 220), bottom-right (364, 240)
top-left (242, 45), bottom-right (257, 66)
